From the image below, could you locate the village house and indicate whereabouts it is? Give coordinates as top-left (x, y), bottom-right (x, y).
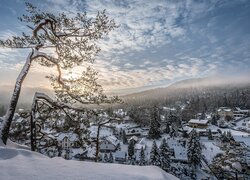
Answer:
top-left (56, 133), bottom-right (79, 149)
top-left (113, 109), bottom-right (127, 118)
top-left (89, 125), bottom-right (114, 140)
top-left (129, 135), bottom-right (139, 143)
top-left (100, 135), bottom-right (120, 152)
top-left (167, 138), bottom-right (188, 163)
top-left (122, 116), bottom-right (134, 124)
top-left (233, 107), bottom-right (249, 118)
top-left (217, 107), bottom-right (234, 120)
top-left (125, 128), bottom-right (141, 138)
top-left (188, 119), bottom-right (209, 128)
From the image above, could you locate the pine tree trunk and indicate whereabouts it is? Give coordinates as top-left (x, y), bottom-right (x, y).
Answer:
top-left (95, 125), bottom-right (101, 162)
top-left (1, 50), bottom-right (34, 145)
top-left (30, 95), bottom-right (37, 151)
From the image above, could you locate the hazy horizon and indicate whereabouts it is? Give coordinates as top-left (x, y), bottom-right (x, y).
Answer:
top-left (1, 74), bottom-right (250, 106)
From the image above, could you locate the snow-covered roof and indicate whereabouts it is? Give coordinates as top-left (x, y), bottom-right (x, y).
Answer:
top-left (123, 116), bottom-right (130, 121)
top-left (217, 107), bottom-right (232, 112)
top-left (18, 109), bottom-right (24, 112)
top-left (56, 133), bottom-right (77, 142)
top-left (125, 128), bottom-right (141, 135)
top-left (167, 138), bottom-right (188, 161)
top-left (232, 162), bottom-right (242, 171)
top-left (105, 135), bottom-right (120, 146)
top-left (135, 143), bottom-right (146, 150)
top-left (162, 107), bottom-right (176, 111)
top-left (15, 118), bottom-right (24, 123)
top-left (188, 119), bottom-right (208, 125)
top-left (129, 136), bottom-right (138, 142)
top-left (138, 138), bottom-right (146, 144)
top-left (234, 107), bottom-right (249, 112)
top-left (233, 135), bottom-right (250, 147)
top-left (89, 126), bottom-right (113, 138)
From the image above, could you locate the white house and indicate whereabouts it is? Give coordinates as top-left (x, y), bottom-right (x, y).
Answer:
top-left (217, 107), bottom-right (234, 120)
top-left (56, 133), bottom-right (78, 149)
top-left (100, 135), bottom-right (120, 152)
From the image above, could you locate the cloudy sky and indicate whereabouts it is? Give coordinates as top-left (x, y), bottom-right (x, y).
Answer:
top-left (0, 0), bottom-right (250, 97)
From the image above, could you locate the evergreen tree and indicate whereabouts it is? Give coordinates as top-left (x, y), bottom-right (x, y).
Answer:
top-left (220, 132), bottom-right (228, 143)
top-left (109, 152), bottom-right (114, 163)
top-left (226, 131), bottom-right (234, 141)
top-left (148, 106), bottom-right (161, 139)
top-left (218, 119), bottom-right (226, 128)
top-left (208, 129), bottom-right (213, 140)
top-left (103, 153), bottom-right (108, 163)
top-left (200, 111), bottom-right (206, 120)
top-left (122, 130), bottom-right (128, 144)
top-left (169, 111), bottom-right (181, 128)
top-left (170, 126), bottom-right (177, 138)
top-left (128, 140), bottom-right (135, 159)
top-left (165, 122), bottom-right (170, 134)
top-left (159, 138), bottom-right (171, 172)
top-left (211, 115), bottom-right (217, 125)
top-left (150, 140), bottom-right (160, 166)
top-left (139, 147), bottom-right (146, 166)
top-left (187, 130), bottom-right (202, 169)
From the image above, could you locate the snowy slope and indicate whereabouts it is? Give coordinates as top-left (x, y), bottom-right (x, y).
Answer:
top-left (0, 144), bottom-right (178, 180)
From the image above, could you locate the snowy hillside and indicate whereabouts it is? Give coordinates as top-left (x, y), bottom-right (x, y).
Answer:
top-left (0, 143), bottom-right (178, 180)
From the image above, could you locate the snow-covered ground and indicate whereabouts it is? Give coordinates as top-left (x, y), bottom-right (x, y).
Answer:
top-left (0, 142), bottom-right (178, 180)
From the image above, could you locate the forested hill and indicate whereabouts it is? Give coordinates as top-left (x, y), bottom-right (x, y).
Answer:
top-left (121, 76), bottom-right (250, 108)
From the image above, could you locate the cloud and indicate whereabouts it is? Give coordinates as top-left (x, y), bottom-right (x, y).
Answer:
top-left (0, 0), bottom-right (249, 96)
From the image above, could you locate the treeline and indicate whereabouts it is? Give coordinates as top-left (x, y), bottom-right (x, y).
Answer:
top-left (119, 85), bottom-right (250, 124)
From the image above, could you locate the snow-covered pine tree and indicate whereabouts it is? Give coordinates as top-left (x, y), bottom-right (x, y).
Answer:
top-left (122, 130), bottom-right (128, 144)
top-left (226, 131), bottom-right (234, 141)
top-left (103, 153), bottom-right (108, 163)
top-left (139, 147), bottom-right (146, 166)
top-left (0, 2), bottom-right (117, 145)
top-left (169, 126), bottom-right (177, 138)
top-left (159, 138), bottom-right (171, 172)
top-left (165, 122), bottom-right (171, 134)
top-left (208, 129), bottom-right (213, 140)
top-left (211, 114), bottom-right (217, 125)
top-left (150, 140), bottom-right (160, 166)
top-left (220, 131), bottom-right (228, 143)
top-left (218, 118), bottom-right (226, 128)
top-left (200, 111), bottom-right (206, 120)
top-left (148, 106), bottom-right (161, 139)
top-left (128, 140), bottom-right (135, 159)
top-left (187, 129), bottom-right (202, 169)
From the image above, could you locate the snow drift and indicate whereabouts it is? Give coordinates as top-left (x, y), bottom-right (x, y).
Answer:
top-left (0, 143), bottom-right (178, 180)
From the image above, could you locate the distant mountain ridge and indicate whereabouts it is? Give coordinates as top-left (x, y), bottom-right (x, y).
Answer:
top-left (122, 76), bottom-right (250, 103)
